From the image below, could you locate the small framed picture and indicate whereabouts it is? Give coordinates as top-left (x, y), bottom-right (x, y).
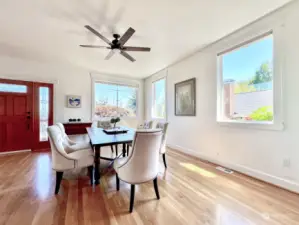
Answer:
top-left (175, 78), bottom-right (196, 116)
top-left (67, 95), bottom-right (81, 108)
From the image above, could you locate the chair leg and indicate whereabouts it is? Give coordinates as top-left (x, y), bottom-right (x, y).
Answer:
top-left (55, 171), bottom-right (64, 194)
top-left (153, 177), bottom-right (160, 199)
top-left (129, 184), bottom-right (135, 213)
top-left (116, 173), bottom-right (120, 191)
top-left (88, 165), bottom-right (93, 185)
top-left (162, 153), bottom-right (167, 168)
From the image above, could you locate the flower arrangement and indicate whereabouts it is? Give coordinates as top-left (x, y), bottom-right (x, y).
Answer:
top-left (110, 117), bottom-right (121, 128)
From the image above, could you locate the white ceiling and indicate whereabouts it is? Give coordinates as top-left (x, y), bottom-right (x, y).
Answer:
top-left (0, 0), bottom-right (292, 78)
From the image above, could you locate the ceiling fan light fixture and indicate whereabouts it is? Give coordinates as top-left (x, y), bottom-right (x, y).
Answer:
top-left (112, 48), bottom-right (121, 54)
top-left (81, 25), bottom-right (150, 62)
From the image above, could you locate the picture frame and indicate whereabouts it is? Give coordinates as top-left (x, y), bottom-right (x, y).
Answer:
top-left (175, 78), bottom-right (196, 116)
top-left (67, 95), bottom-right (81, 108)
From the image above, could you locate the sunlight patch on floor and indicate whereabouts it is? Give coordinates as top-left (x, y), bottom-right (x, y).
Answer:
top-left (179, 163), bottom-right (217, 178)
top-left (35, 154), bottom-right (51, 200)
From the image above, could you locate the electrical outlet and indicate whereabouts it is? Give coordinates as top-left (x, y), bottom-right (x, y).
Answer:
top-left (283, 158), bottom-right (291, 168)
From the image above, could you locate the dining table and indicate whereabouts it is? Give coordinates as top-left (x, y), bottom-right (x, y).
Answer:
top-left (86, 126), bottom-right (136, 184)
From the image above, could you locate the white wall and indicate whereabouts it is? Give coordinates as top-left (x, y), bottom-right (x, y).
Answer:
top-left (145, 1), bottom-right (299, 193)
top-left (0, 57), bottom-right (144, 127)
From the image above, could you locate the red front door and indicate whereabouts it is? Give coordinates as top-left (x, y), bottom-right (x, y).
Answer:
top-left (32, 82), bottom-right (54, 151)
top-left (0, 79), bottom-right (54, 153)
top-left (0, 80), bottom-right (33, 152)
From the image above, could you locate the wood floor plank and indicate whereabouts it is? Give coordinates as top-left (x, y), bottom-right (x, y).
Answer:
top-left (1, 150), bottom-right (299, 225)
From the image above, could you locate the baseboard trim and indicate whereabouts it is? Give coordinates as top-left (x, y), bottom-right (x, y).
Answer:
top-left (167, 143), bottom-right (299, 194)
top-left (32, 148), bottom-right (51, 152)
top-left (0, 149), bottom-right (31, 156)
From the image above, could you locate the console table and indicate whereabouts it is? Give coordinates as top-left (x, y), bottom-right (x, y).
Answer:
top-left (63, 122), bottom-right (92, 135)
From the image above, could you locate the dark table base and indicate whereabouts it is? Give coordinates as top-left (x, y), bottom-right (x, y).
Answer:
top-left (92, 143), bottom-right (129, 185)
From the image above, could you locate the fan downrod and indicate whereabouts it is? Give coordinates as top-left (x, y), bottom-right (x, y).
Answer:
top-left (112, 34), bottom-right (120, 46)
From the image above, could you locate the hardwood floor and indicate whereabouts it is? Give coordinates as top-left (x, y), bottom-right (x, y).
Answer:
top-left (1, 149), bottom-right (299, 225)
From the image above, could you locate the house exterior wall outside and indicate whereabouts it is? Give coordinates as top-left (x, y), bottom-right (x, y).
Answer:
top-left (234, 90), bottom-right (272, 116)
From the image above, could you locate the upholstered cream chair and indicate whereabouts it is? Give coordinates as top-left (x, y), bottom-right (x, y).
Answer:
top-left (155, 122), bottom-right (169, 168)
top-left (140, 120), bottom-right (169, 168)
top-left (48, 125), bottom-right (94, 194)
top-left (126, 120), bottom-right (153, 156)
top-left (114, 129), bottom-right (163, 212)
top-left (56, 122), bottom-right (90, 152)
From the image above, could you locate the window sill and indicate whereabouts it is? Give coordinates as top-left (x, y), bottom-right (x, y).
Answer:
top-left (217, 120), bottom-right (284, 131)
top-left (93, 116), bottom-right (138, 120)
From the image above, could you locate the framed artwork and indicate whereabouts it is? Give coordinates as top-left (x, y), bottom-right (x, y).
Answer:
top-left (175, 78), bottom-right (196, 116)
top-left (67, 95), bottom-right (81, 108)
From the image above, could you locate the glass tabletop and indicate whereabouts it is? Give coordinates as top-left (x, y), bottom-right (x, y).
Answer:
top-left (87, 126), bottom-right (135, 147)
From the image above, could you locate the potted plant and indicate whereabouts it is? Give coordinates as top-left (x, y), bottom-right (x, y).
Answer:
top-left (110, 117), bottom-right (120, 128)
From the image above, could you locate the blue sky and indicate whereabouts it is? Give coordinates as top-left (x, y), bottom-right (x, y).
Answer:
top-left (95, 80), bottom-right (166, 108)
top-left (154, 79), bottom-right (165, 102)
top-left (223, 35), bottom-right (273, 82)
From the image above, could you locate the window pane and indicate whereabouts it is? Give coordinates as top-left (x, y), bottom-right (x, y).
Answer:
top-left (118, 86), bottom-right (137, 117)
top-left (39, 87), bottom-right (49, 141)
top-left (95, 83), bottom-right (137, 118)
top-left (152, 78), bottom-right (166, 118)
top-left (220, 34), bottom-right (273, 123)
top-left (0, 83), bottom-right (27, 93)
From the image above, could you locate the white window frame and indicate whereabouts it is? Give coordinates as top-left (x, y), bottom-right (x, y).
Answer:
top-left (92, 80), bottom-right (139, 119)
top-left (152, 77), bottom-right (167, 120)
top-left (216, 27), bottom-right (284, 131)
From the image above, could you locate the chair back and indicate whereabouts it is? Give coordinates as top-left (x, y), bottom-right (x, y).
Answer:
top-left (97, 120), bottom-right (112, 129)
top-left (56, 122), bottom-right (67, 138)
top-left (156, 122), bottom-right (169, 154)
top-left (47, 125), bottom-right (74, 171)
top-left (137, 120), bottom-right (152, 129)
top-left (118, 129), bottom-right (163, 184)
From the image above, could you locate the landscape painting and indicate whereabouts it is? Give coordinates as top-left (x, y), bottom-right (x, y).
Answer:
top-left (175, 78), bottom-right (196, 116)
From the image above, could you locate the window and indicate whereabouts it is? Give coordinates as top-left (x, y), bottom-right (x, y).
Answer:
top-left (0, 83), bottom-right (27, 93)
top-left (217, 32), bottom-right (274, 124)
top-left (152, 78), bottom-right (166, 118)
top-left (94, 82), bottom-right (137, 118)
top-left (39, 87), bottom-right (49, 141)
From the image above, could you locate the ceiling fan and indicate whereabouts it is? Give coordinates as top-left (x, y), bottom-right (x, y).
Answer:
top-left (80, 25), bottom-right (151, 62)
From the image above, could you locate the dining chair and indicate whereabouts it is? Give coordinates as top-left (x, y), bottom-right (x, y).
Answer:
top-left (155, 122), bottom-right (169, 169)
top-left (126, 120), bottom-right (153, 156)
top-left (56, 123), bottom-right (90, 152)
top-left (137, 120), bottom-right (169, 168)
top-left (113, 129), bottom-right (163, 213)
top-left (48, 125), bottom-right (94, 194)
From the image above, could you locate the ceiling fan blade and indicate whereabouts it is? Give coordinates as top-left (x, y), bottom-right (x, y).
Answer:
top-left (84, 25), bottom-right (112, 46)
top-left (119, 27), bottom-right (135, 46)
top-left (122, 46), bottom-right (151, 52)
top-left (105, 50), bottom-right (115, 60)
top-left (120, 51), bottom-right (136, 62)
top-left (80, 45), bottom-right (110, 49)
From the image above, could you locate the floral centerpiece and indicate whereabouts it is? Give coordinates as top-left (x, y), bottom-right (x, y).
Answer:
top-left (110, 117), bottom-right (120, 128)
